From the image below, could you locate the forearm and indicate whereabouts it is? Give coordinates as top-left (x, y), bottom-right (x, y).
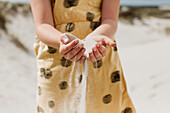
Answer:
top-left (88, 19), bottom-right (118, 39)
top-left (36, 24), bottom-right (63, 48)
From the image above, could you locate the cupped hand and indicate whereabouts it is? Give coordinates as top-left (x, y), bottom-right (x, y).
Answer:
top-left (85, 34), bottom-right (116, 62)
top-left (59, 33), bottom-right (86, 63)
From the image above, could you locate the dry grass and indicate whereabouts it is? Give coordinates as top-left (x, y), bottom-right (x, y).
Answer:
top-left (0, 12), bottom-right (7, 32)
top-left (165, 27), bottom-right (170, 36)
top-left (9, 33), bottom-right (29, 53)
top-left (119, 6), bottom-right (170, 24)
top-left (0, 1), bottom-right (31, 32)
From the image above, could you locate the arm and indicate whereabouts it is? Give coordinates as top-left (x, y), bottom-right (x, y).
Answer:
top-left (88, 0), bottom-right (120, 39)
top-left (30, 0), bottom-right (62, 48)
top-left (86, 0), bottom-right (120, 62)
top-left (30, 0), bottom-right (86, 63)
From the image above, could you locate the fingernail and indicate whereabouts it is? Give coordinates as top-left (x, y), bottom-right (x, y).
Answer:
top-left (112, 43), bottom-right (116, 47)
top-left (93, 48), bottom-right (96, 52)
top-left (97, 44), bottom-right (100, 48)
top-left (82, 56), bottom-right (86, 59)
top-left (90, 53), bottom-right (93, 56)
top-left (75, 40), bottom-right (79, 44)
top-left (64, 38), bottom-right (69, 43)
top-left (79, 44), bottom-right (83, 48)
top-left (81, 48), bottom-right (85, 53)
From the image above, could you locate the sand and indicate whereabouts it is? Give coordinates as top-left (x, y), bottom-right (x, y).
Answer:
top-left (63, 33), bottom-right (98, 58)
top-left (115, 20), bottom-right (170, 113)
top-left (62, 33), bottom-right (96, 113)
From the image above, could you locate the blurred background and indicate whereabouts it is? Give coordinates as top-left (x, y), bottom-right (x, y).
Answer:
top-left (0, 0), bottom-right (170, 113)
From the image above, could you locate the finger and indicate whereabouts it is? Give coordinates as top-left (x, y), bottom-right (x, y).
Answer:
top-left (60, 35), bottom-right (69, 44)
top-left (96, 43), bottom-right (107, 57)
top-left (69, 55), bottom-right (76, 62)
top-left (79, 55), bottom-right (86, 63)
top-left (63, 54), bottom-right (72, 61)
top-left (69, 48), bottom-right (85, 62)
top-left (75, 48), bottom-right (86, 61)
top-left (92, 46), bottom-right (102, 60)
top-left (102, 36), bottom-right (116, 47)
top-left (65, 43), bottom-right (84, 59)
top-left (60, 39), bottom-right (79, 55)
top-left (99, 42), bottom-right (106, 48)
top-left (89, 52), bottom-right (96, 62)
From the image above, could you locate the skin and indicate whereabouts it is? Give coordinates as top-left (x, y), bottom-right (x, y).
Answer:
top-left (30, 0), bottom-right (120, 63)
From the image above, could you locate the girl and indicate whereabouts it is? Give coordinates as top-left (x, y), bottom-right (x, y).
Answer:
top-left (30, 0), bottom-right (136, 113)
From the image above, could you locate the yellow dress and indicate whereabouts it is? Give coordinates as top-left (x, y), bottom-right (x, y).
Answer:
top-left (33, 0), bottom-right (136, 113)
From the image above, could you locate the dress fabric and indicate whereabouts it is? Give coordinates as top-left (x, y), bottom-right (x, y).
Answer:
top-left (33, 0), bottom-right (136, 113)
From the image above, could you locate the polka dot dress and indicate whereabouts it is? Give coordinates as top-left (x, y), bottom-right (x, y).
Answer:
top-left (33, 0), bottom-right (136, 113)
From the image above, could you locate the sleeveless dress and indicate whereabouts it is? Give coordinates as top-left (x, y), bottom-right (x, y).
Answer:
top-left (33, 0), bottom-right (136, 113)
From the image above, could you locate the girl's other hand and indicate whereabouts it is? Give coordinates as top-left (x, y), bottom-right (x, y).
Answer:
top-left (59, 33), bottom-right (86, 63)
top-left (86, 34), bottom-right (116, 62)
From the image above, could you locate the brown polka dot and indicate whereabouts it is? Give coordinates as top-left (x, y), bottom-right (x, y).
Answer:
top-left (121, 107), bottom-right (133, 113)
top-left (61, 57), bottom-right (72, 67)
top-left (40, 68), bottom-right (53, 79)
top-left (63, 0), bottom-right (79, 8)
top-left (40, 68), bottom-right (45, 77)
top-left (113, 40), bottom-right (117, 51)
top-left (79, 75), bottom-right (83, 83)
top-left (37, 105), bottom-right (44, 113)
top-left (90, 21), bottom-right (101, 31)
top-left (59, 81), bottom-right (68, 90)
top-left (44, 69), bottom-right (53, 79)
top-left (113, 46), bottom-right (117, 51)
top-left (93, 59), bottom-right (102, 68)
top-left (110, 70), bottom-right (120, 83)
top-left (48, 101), bottom-right (55, 108)
top-left (65, 22), bottom-right (75, 32)
top-left (86, 12), bottom-right (95, 21)
top-left (103, 94), bottom-right (112, 104)
top-left (38, 86), bottom-right (41, 95)
top-left (47, 46), bottom-right (57, 54)
top-left (51, 0), bottom-right (55, 3)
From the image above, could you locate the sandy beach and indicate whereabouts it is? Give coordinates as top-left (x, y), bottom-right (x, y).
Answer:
top-left (0, 2), bottom-right (170, 113)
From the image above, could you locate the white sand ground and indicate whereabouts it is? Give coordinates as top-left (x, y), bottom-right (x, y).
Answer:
top-left (118, 38), bottom-right (170, 113)
top-left (0, 13), bottom-right (37, 113)
top-left (116, 20), bottom-right (170, 113)
top-left (0, 10), bottom-right (170, 113)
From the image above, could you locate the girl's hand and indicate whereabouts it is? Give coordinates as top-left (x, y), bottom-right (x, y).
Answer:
top-left (59, 33), bottom-right (86, 63)
top-left (85, 34), bottom-right (116, 62)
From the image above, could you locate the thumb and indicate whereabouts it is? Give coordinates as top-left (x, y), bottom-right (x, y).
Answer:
top-left (64, 33), bottom-right (77, 41)
top-left (60, 34), bottom-right (69, 44)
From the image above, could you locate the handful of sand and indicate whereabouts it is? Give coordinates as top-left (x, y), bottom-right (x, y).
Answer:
top-left (63, 33), bottom-right (98, 58)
